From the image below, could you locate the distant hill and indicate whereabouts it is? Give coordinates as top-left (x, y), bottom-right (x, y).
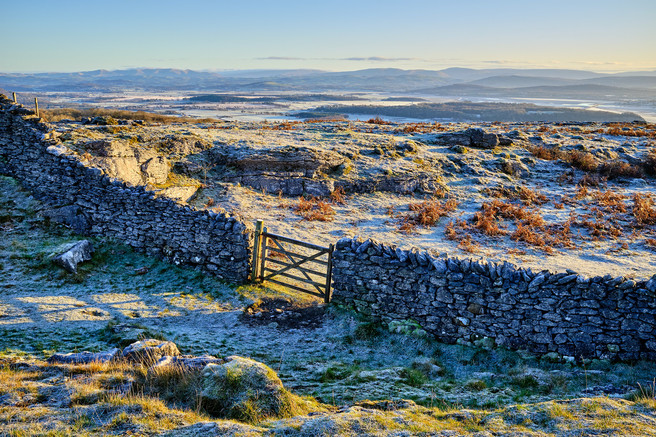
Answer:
top-left (467, 75), bottom-right (576, 88)
top-left (437, 67), bottom-right (605, 81)
top-left (413, 83), bottom-right (656, 100)
top-left (581, 76), bottom-right (656, 89)
top-left (1, 67), bottom-right (655, 101)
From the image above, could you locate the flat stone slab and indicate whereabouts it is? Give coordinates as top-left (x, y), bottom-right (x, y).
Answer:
top-left (51, 240), bottom-right (94, 273)
top-left (47, 348), bottom-right (119, 364)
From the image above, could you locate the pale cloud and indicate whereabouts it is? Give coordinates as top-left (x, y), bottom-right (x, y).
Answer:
top-left (341, 56), bottom-right (418, 62)
top-left (257, 56), bottom-right (420, 63)
top-left (256, 56), bottom-right (307, 61)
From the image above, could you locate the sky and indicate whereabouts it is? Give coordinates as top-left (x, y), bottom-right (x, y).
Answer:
top-left (1, 0), bottom-right (654, 73)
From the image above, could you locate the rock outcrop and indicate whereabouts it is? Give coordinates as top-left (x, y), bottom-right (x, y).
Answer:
top-left (122, 339), bottom-right (180, 365)
top-left (200, 356), bottom-right (311, 422)
top-left (47, 348), bottom-right (120, 364)
top-left (434, 127), bottom-right (511, 149)
top-left (210, 145), bottom-right (345, 197)
top-left (51, 240), bottom-right (94, 273)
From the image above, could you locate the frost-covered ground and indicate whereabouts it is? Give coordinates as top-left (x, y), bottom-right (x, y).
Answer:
top-left (51, 118), bottom-right (656, 279)
top-left (2, 174), bottom-right (656, 435)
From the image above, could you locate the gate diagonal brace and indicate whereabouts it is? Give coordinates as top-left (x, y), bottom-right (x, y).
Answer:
top-left (264, 238), bottom-right (327, 295)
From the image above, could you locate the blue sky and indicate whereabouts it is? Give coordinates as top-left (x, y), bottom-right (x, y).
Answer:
top-left (1, 0), bottom-right (654, 73)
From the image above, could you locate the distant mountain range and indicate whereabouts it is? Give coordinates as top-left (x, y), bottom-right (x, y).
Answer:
top-left (2, 67), bottom-right (656, 107)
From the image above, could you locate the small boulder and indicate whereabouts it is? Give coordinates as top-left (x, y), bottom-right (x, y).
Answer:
top-left (51, 240), bottom-right (94, 273)
top-left (498, 159), bottom-right (530, 178)
top-left (200, 356), bottom-right (311, 422)
top-left (47, 348), bottom-right (120, 364)
top-left (122, 339), bottom-right (180, 365)
top-left (435, 128), bottom-right (500, 149)
top-left (473, 337), bottom-right (496, 350)
top-left (465, 128), bottom-right (500, 149)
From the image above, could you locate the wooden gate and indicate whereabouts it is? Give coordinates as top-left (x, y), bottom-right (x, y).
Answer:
top-left (251, 220), bottom-right (334, 302)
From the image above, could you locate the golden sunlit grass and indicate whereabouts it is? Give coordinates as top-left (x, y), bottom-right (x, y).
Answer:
top-left (0, 359), bottom-right (208, 436)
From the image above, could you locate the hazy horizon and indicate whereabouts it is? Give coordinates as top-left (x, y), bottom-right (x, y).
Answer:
top-left (1, 0), bottom-right (654, 74)
top-left (3, 66), bottom-right (656, 75)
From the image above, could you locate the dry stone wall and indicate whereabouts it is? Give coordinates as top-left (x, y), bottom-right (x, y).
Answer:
top-left (0, 95), bottom-right (251, 282)
top-left (4, 93), bottom-right (656, 361)
top-left (332, 237), bottom-right (656, 361)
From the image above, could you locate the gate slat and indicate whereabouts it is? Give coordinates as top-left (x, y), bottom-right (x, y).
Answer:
top-left (265, 246), bottom-right (329, 266)
top-left (261, 231), bottom-right (328, 251)
top-left (265, 278), bottom-right (325, 298)
top-left (263, 268), bottom-right (327, 289)
top-left (264, 258), bottom-right (327, 277)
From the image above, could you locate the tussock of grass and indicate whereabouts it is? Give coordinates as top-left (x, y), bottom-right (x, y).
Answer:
top-left (293, 196), bottom-right (335, 221)
top-left (633, 193), bottom-right (656, 225)
top-left (398, 198), bottom-right (458, 233)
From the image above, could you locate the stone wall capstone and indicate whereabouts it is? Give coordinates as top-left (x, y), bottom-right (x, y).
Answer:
top-left (332, 236), bottom-right (656, 361)
top-left (0, 95), bottom-right (251, 282)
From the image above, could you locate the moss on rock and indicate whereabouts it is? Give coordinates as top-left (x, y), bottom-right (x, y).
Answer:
top-left (200, 356), bottom-right (321, 423)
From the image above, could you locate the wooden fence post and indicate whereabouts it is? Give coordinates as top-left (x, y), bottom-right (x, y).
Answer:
top-left (324, 243), bottom-right (334, 303)
top-left (251, 219), bottom-right (263, 282)
top-left (34, 97), bottom-right (39, 117)
top-left (259, 226), bottom-right (268, 283)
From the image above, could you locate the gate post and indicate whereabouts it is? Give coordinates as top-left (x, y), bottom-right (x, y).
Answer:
top-left (324, 243), bottom-right (334, 303)
top-left (251, 219), bottom-right (263, 282)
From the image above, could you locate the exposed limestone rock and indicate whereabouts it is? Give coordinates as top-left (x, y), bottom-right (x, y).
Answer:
top-left (141, 156), bottom-right (169, 184)
top-left (51, 240), bottom-right (94, 273)
top-left (84, 141), bottom-right (169, 186)
top-left (47, 348), bottom-right (120, 364)
top-left (209, 144), bottom-right (345, 196)
top-left (337, 174), bottom-right (443, 195)
top-left (212, 145), bottom-right (346, 177)
top-left (122, 339), bottom-right (180, 365)
top-left (90, 156), bottom-right (143, 185)
top-left (434, 127), bottom-right (508, 149)
top-left (155, 186), bottom-right (198, 203)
